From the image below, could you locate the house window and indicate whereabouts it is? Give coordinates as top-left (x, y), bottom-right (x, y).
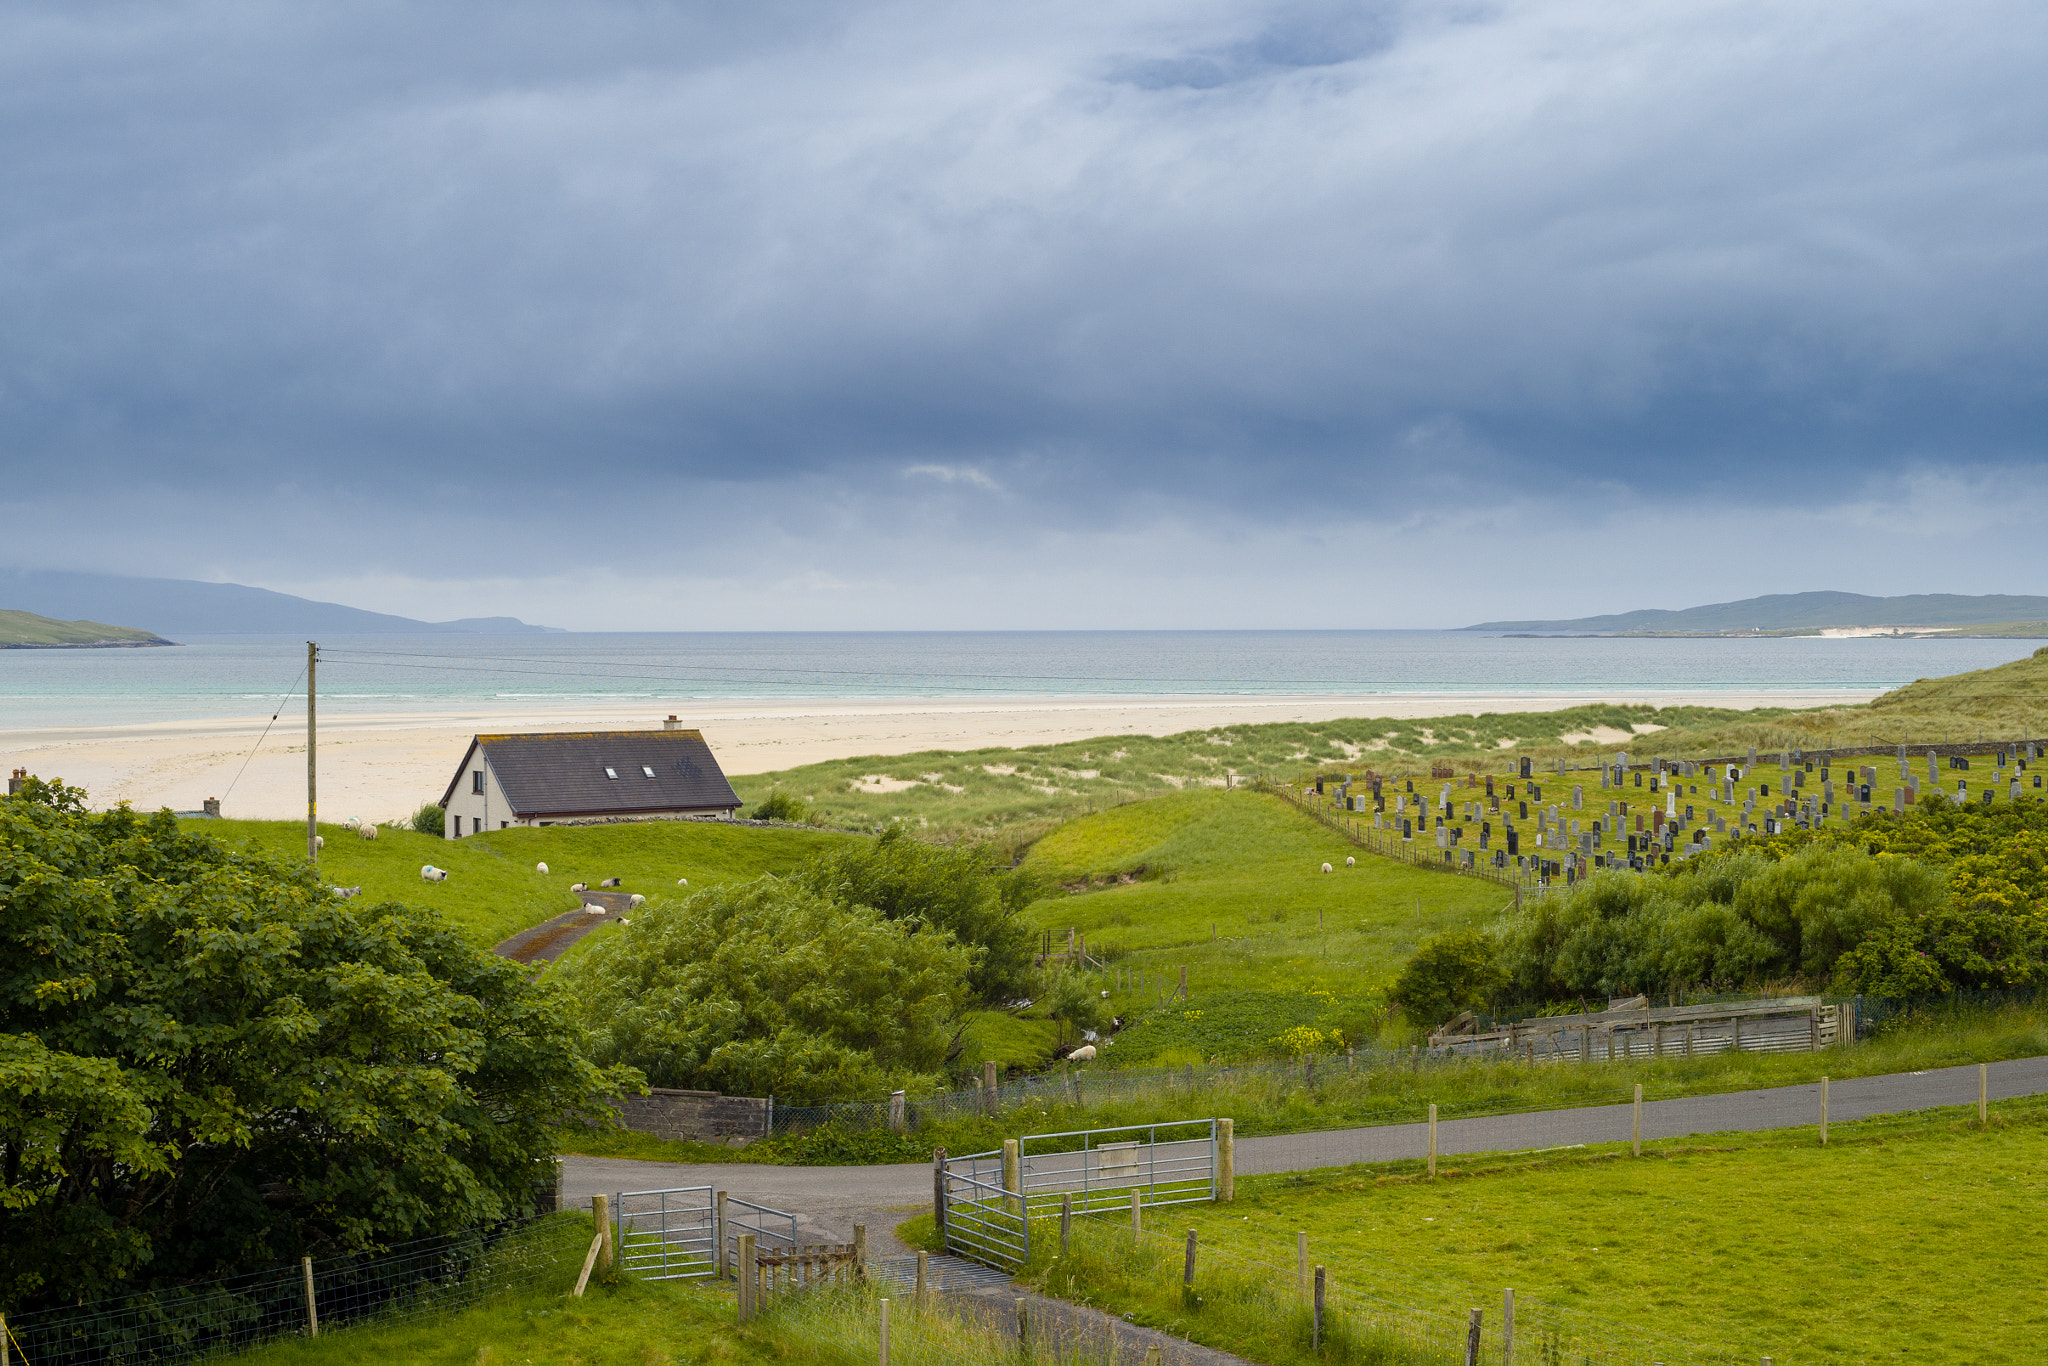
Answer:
top-left (604, 766), bottom-right (618, 780)
top-left (472, 771), bottom-right (484, 795)
top-left (472, 817), bottom-right (482, 835)
top-left (642, 765), bottom-right (656, 778)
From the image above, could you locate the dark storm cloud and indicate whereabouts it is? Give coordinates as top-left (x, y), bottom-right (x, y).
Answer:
top-left (1, 0), bottom-right (2046, 600)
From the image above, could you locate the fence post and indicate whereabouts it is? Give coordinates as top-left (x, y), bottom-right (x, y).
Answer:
top-left (1016, 1297), bottom-right (1029, 1352)
top-left (890, 1090), bottom-right (907, 1135)
top-left (1131, 1188), bottom-right (1142, 1235)
top-left (933, 1148), bottom-right (948, 1249)
top-left (1465, 1307), bottom-right (1483, 1366)
top-left (716, 1191), bottom-right (729, 1278)
top-left (1297, 1231), bottom-right (1308, 1299)
top-left (1503, 1288), bottom-right (1515, 1366)
top-left (1218, 1118), bottom-right (1235, 1202)
top-left (854, 1224), bottom-right (867, 1279)
top-left (300, 1256), bottom-right (319, 1338)
top-left (1821, 1077), bottom-right (1829, 1146)
top-left (1428, 1103), bottom-right (1438, 1178)
top-left (592, 1194), bottom-right (613, 1278)
top-left (1980, 1062), bottom-right (1989, 1123)
top-left (915, 1250), bottom-right (927, 1309)
top-left (737, 1234), bottom-right (756, 1321)
top-left (1633, 1084), bottom-right (1642, 1157)
top-left (879, 1297), bottom-right (890, 1366)
top-left (984, 1061), bottom-right (999, 1116)
top-left (1312, 1266), bottom-right (1326, 1350)
top-left (1061, 1193), bottom-right (1072, 1257)
top-left (1183, 1229), bottom-right (1197, 1288)
top-left (1002, 1138), bottom-right (1021, 1217)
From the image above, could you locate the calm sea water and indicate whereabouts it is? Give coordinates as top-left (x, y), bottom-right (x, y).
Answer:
top-left (0, 631), bottom-right (2037, 730)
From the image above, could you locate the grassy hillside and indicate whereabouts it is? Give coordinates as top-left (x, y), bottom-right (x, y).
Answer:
top-left (0, 607), bottom-right (171, 646)
top-left (1016, 789), bottom-right (1509, 1065)
top-left (731, 648), bottom-right (2048, 838)
top-left (192, 818), bottom-right (853, 948)
top-left (1045, 1095), bottom-right (2048, 1364)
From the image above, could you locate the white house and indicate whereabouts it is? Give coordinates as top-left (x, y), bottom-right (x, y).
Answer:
top-left (439, 718), bottom-right (742, 838)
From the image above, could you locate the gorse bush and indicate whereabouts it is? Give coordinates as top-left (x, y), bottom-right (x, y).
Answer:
top-left (560, 876), bottom-right (972, 1099)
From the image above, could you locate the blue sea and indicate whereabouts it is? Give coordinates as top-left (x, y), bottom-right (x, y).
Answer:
top-left (1, 631), bottom-right (2038, 732)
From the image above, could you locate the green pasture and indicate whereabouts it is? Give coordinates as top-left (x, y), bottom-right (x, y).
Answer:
top-left (187, 817), bottom-right (852, 948)
top-left (1041, 1096), bottom-right (2048, 1364)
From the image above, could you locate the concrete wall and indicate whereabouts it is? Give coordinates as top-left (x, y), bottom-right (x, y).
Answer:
top-left (618, 1087), bottom-right (771, 1147)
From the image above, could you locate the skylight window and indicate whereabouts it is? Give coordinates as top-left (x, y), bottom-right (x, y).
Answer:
top-left (604, 766), bottom-right (618, 780)
top-left (642, 765), bottom-right (657, 778)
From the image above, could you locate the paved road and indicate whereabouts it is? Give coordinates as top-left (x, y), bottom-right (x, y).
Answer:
top-left (561, 1055), bottom-right (2048, 1252)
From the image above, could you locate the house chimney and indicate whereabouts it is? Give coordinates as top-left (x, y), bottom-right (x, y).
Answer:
top-left (663, 715), bottom-right (681, 731)
top-left (203, 797), bottom-right (221, 818)
top-left (7, 768), bottom-right (25, 795)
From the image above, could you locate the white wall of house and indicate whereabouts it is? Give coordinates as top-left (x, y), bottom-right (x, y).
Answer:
top-left (445, 754), bottom-right (521, 838)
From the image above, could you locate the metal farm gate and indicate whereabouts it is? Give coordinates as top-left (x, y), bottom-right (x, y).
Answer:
top-left (614, 1186), bottom-right (798, 1281)
top-left (942, 1119), bottom-right (1217, 1271)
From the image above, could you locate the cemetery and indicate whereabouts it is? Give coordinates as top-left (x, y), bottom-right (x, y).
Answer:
top-left (1297, 739), bottom-right (2048, 889)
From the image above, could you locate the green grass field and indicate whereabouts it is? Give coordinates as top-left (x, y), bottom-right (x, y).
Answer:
top-left (190, 817), bottom-right (852, 948)
top-left (1035, 1096), bottom-right (2048, 1363)
top-left (1015, 789), bottom-right (1508, 1064)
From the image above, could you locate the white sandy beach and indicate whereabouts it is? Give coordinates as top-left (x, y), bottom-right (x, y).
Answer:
top-left (1, 688), bottom-right (1884, 822)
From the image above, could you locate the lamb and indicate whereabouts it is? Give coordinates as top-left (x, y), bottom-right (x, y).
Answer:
top-left (421, 865), bottom-right (446, 882)
top-left (570, 882), bottom-right (587, 892)
top-left (536, 861), bottom-right (549, 875)
top-left (1345, 856), bottom-right (1355, 867)
top-left (629, 894), bottom-right (646, 907)
top-left (677, 877), bottom-right (689, 886)
top-left (1321, 862), bottom-right (1333, 873)
top-left (1068, 1045), bottom-right (1097, 1062)
top-left (358, 823), bottom-right (378, 841)
top-left (313, 835), bottom-right (324, 851)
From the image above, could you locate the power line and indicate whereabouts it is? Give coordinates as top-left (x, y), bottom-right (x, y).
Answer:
top-left (220, 662), bottom-right (307, 805)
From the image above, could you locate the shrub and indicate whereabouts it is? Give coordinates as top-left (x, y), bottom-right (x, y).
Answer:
top-left (0, 777), bottom-right (631, 1312)
top-left (1038, 965), bottom-right (1111, 1038)
top-left (749, 789), bottom-right (809, 823)
top-left (1389, 928), bottom-right (1506, 1029)
top-left (791, 826), bottom-right (1037, 1002)
top-left (559, 876), bottom-right (973, 1099)
top-left (410, 801), bottom-right (446, 835)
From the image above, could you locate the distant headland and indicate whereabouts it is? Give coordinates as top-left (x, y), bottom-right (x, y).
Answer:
top-left (1465, 592), bottom-right (2048, 638)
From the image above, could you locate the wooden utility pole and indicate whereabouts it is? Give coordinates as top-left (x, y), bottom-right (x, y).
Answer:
top-left (306, 641), bottom-right (318, 864)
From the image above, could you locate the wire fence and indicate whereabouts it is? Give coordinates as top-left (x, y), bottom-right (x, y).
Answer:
top-left (2, 1214), bottom-right (579, 1366)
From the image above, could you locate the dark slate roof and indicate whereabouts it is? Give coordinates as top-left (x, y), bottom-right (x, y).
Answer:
top-left (442, 728), bottom-right (741, 817)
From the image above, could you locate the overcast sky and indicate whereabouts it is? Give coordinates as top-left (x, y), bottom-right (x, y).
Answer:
top-left (3, 0), bottom-right (2044, 629)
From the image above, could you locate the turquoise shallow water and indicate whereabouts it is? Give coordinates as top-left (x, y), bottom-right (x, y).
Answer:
top-left (0, 630), bottom-right (2036, 730)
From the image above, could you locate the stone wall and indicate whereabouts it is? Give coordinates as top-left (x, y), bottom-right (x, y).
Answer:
top-left (617, 1087), bottom-right (770, 1147)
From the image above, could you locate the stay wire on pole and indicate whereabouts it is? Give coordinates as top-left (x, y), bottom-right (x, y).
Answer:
top-left (220, 663), bottom-right (308, 805)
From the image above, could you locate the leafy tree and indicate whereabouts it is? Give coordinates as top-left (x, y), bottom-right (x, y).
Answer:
top-left (791, 827), bottom-right (1036, 1002)
top-left (411, 801), bottom-right (446, 835)
top-left (0, 778), bottom-right (632, 1313)
top-left (1390, 928), bottom-right (1506, 1029)
top-left (560, 876), bottom-right (972, 1099)
top-left (1038, 966), bottom-right (1110, 1040)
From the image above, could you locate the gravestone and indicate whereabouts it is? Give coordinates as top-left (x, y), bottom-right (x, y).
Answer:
top-left (1573, 785), bottom-right (1583, 810)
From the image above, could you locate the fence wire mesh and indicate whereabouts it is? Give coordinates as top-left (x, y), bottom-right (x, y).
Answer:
top-left (3, 1213), bottom-right (578, 1366)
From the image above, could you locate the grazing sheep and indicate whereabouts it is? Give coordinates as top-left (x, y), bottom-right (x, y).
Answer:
top-left (1321, 862), bottom-right (1333, 873)
top-left (1069, 1045), bottom-right (1097, 1062)
top-left (536, 861), bottom-right (549, 875)
top-left (677, 877), bottom-right (688, 886)
top-left (313, 835), bottom-right (324, 851)
top-left (1345, 856), bottom-right (1355, 867)
top-left (421, 865), bottom-right (446, 883)
top-left (344, 817), bottom-right (361, 830)
top-left (629, 894), bottom-right (646, 907)
top-left (358, 823), bottom-right (378, 841)
top-left (600, 877), bottom-right (622, 888)
top-left (332, 885), bottom-right (362, 899)
top-left (570, 882), bottom-right (587, 893)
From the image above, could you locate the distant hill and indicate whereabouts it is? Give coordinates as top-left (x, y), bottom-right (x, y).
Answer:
top-left (1464, 592), bottom-right (2048, 635)
top-left (0, 608), bottom-right (175, 648)
top-left (0, 569), bottom-right (563, 636)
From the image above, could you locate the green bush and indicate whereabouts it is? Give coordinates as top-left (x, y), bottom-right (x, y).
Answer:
top-left (1389, 928), bottom-right (1506, 1029)
top-left (0, 777), bottom-right (632, 1313)
top-left (749, 789), bottom-right (809, 823)
top-left (1038, 965), bottom-right (1112, 1039)
top-left (792, 826), bottom-right (1037, 1003)
top-left (410, 801), bottom-right (446, 835)
top-left (558, 876), bottom-right (972, 1099)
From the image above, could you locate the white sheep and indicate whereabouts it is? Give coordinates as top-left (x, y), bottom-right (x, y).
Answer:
top-left (1345, 856), bottom-right (1355, 867)
top-left (677, 877), bottom-right (688, 886)
top-left (570, 882), bottom-right (587, 893)
top-left (313, 835), bottom-right (324, 851)
top-left (343, 817), bottom-right (361, 830)
top-left (421, 865), bottom-right (446, 882)
top-left (629, 893), bottom-right (646, 907)
top-left (1321, 862), bottom-right (1333, 873)
top-left (358, 823), bottom-right (378, 841)
top-left (600, 877), bottom-right (622, 888)
top-left (536, 861), bottom-right (549, 875)
top-left (1069, 1045), bottom-right (1097, 1062)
